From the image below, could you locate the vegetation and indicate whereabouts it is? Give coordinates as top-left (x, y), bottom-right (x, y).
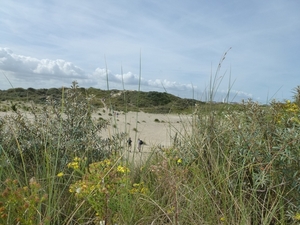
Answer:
top-left (1, 80), bottom-right (300, 224)
top-left (0, 86), bottom-right (204, 114)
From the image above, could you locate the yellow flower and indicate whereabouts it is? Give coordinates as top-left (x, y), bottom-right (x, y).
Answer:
top-left (74, 157), bottom-right (81, 162)
top-left (67, 162), bottom-right (79, 169)
top-left (133, 183), bottom-right (140, 187)
top-left (117, 165), bottom-right (130, 173)
top-left (104, 159), bottom-right (111, 166)
top-left (140, 187), bottom-right (148, 194)
top-left (177, 158), bottom-right (182, 164)
top-left (117, 165), bottom-right (125, 173)
top-left (57, 172), bottom-right (64, 177)
top-left (294, 212), bottom-right (300, 220)
top-left (220, 217), bottom-right (226, 222)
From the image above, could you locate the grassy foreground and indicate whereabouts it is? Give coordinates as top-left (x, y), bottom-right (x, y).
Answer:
top-left (1, 82), bottom-right (300, 224)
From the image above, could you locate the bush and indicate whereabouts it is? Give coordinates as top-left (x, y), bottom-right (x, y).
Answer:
top-left (0, 81), bottom-right (126, 224)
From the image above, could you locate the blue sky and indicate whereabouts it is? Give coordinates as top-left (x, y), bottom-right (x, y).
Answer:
top-left (1, 0), bottom-right (299, 103)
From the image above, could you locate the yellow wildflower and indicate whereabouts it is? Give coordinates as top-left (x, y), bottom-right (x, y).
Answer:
top-left (117, 165), bottom-right (130, 173)
top-left (117, 165), bottom-right (125, 173)
top-left (57, 172), bottom-right (64, 177)
top-left (294, 212), bottom-right (300, 220)
top-left (73, 157), bottom-right (81, 162)
top-left (177, 158), bottom-right (182, 164)
top-left (67, 162), bottom-right (79, 169)
top-left (104, 159), bottom-right (111, 166)
top-left (140, 187), bottom-right (148, 194)
top-left (133, 183), bottom-right (140, 187)
top-left (220, 217), bottom-right (226, 222)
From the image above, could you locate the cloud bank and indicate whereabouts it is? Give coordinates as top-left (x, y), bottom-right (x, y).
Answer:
top-left (0, 48), bottom-right (86, 79)
top-left (0, 48), bottom-right (201, 96)
top-left (1, 48), bottom-right (254, 101)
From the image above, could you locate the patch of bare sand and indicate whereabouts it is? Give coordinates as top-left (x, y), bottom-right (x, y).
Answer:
top-left (93, 109), bottom-right (192, 153)
top-left (0, 109), bottom-right (193, 163)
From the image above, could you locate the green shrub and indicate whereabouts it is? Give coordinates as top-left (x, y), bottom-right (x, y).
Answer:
top-left (0, 81), bottom-right (126, 224)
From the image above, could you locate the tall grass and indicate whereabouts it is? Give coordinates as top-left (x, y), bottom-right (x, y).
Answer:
top-left (1, 60), bottom-right (300, 224)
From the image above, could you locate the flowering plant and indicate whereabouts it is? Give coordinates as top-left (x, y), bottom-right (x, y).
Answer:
top-left (69, 157), bottom-right (147, 223)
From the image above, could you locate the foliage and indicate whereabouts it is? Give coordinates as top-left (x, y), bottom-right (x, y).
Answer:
top-left (0, 81), bottom-right (125, 224)
top-left (2, 81), bottom-right (300, 224)
top-left (68, 156), bottom-right (148, 224)
top-left (0, 178), bottom-right (48, 225)
top-left (167, 99), bottom-right (300, 224)
top-left (0, 86), bottom-right (204, 114)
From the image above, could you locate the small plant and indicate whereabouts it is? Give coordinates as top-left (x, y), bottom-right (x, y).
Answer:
top-left (0, 178), bottom-right (48, 224)
top-left (154, 118), bottom-right (160, 123)
top-left (69, 156), bottom-right (148, 224)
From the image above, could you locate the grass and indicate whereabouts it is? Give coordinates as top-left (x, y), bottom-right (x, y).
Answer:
top-left (1, 62), bottom-right (300, 224)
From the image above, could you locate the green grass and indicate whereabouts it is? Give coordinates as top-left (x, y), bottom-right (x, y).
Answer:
top-left (1, 56), bottom-right (300, 223)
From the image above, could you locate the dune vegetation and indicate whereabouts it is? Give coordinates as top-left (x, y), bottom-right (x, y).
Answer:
top-left (1, 79), bottom-right (300, 224)
top-left (0, 84), bottom-right (202, 115)
top-left (0, 65), bottom-right (300, 225)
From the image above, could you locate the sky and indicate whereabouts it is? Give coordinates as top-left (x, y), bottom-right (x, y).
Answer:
top-left (1, 0), bottom-right (300, 103)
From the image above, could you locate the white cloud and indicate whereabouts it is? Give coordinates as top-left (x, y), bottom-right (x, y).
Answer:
top-left (33, 59), bottom-right (85, 77)
top-left (0, 49), bottom-right (199, 97)
top-left (0, 48), bottom-right (86, 79)
top-left (148, 79), bottom-right (194, 91)
top-left (93, 67), bottom-right (195, 92)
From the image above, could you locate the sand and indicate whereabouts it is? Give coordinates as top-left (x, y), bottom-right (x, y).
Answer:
top-left (93, 110), bottom-right (192, 153)
top-left (0, 109), bottom-right (193, 154)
